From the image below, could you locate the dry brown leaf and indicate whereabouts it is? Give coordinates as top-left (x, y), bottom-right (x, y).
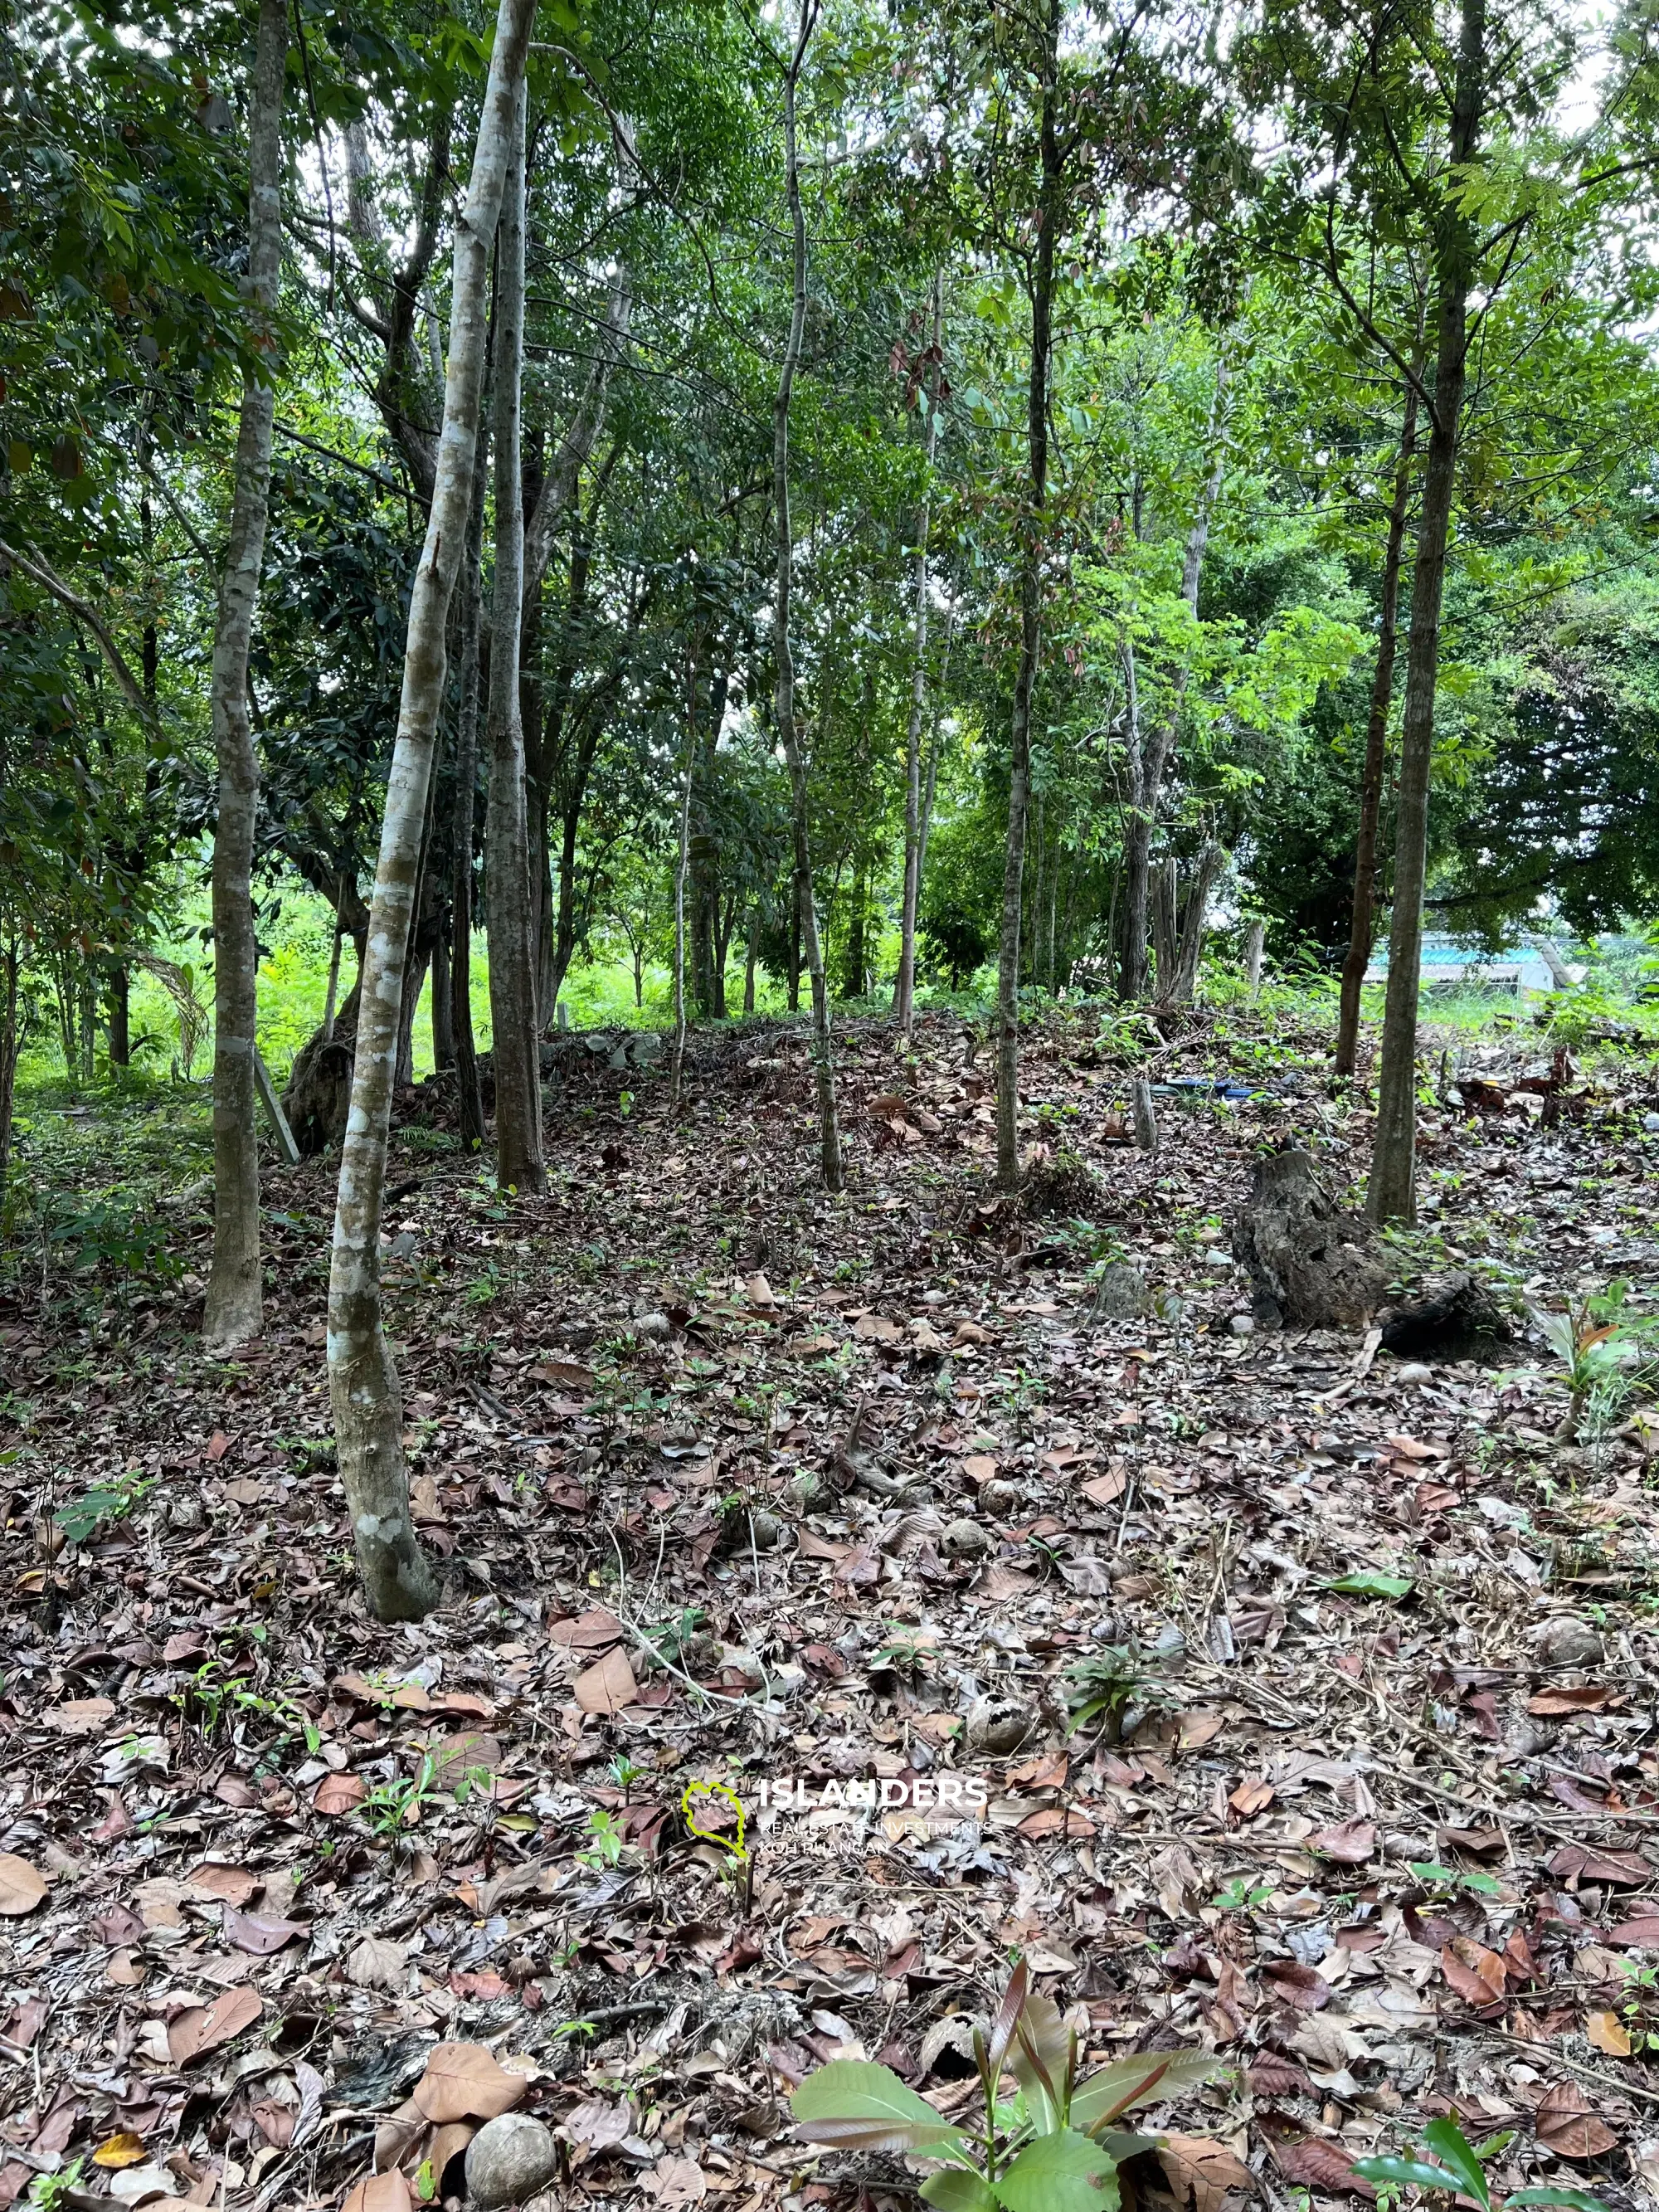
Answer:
top-left (45, 1698), bottom-right (114, 1735)
top-left (1177, 1709), bottom-right (1225, 1751)
top-left (548, 1606), bottom-right (623, 1649)
top-left (572, 1645), bottom-right (640, 1714)
top-left (91, 2134), bottom-right (147, 2170)
top-left (1311, 1819), bottom-right (1377, 1864)
top-left (342, 2174), bottom-right (414, 2212)
top-left (1441, 1937), bottom-right (1506, 2006)
top-left (1536, 2079), bottom-right (1619, 2159)
top-left (223, 1908), bottom-right (306, 1956)
top-left (1530, 1686), bottom-right (1612, 1714)
top-left (167, 1983), bottom-right (262, 2064)
top-left (411, 2042), bottom-right (528, 2125)
top-left (565, 2098), bottom-right (634, 2149)
top-left (1607, 1914), bottom-right (1659, 1947)
top-left (641, 2155), bottom-right (708, 2206)
top-left (1585, 2010), bottom-right (1632, 2057)
top-left (961, 1454), bottom-right (999, 1481)
top-left (0, 1856), bottom-right (47, 1916)
top-left (1268, 2135), bottom-right (1376, 2199)
top-left (314, 1771), bottom-right (367, 1816)
top-left (1229, 1777), bottom-right (1275, 1817)
top-left (427, 2121), bottom-right (475, 2185)
top-left (1081, 1470), bottom-right (1127, 1506)
top-left (347, 1933), bottom-right (409, 1989)
top-left (1549, 1843), bottom-right (1652, 1886)
top-left (187, 1864), bottom-right (258, 1908)
top-left (1158, 2134), bottom-right (1253, 2212)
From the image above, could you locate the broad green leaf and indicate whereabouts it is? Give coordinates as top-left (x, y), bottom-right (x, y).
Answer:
top-left (1325, 1571), bottom-right (1413, 1598)
top-left (1424, 2114), bottom-right (1504, 2203)
top-left (986, 1962), bottom-right (1030, 2080)
top-left (1421, 2119), bottom-right (1491, 2209)
top-left (1353, 2158), bottom-right (1466, 2194)
top-left (993, 2127), bottom-right (1120, 2212)
top-left (922, 2172), bottom-right (1000, 2212)
top-left (791, 2061), bottom-right (967, 2157)
top-left (1507, 2190), bottom-right (1615, 2211)
top-left (1011, 1992), bottom-right (1070, 2132)
top-left (1073, 2052), bottom-right (1224, 2131)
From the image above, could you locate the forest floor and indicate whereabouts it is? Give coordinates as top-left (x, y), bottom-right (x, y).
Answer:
top-left (4, 999), bottom-right (1659, 2212)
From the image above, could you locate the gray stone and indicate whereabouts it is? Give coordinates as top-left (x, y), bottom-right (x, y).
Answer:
top-left (788, 1472), bottom-right (823, 1512)
top-left (633, 1312), bottom-right (671, 1342)
top-left (966, 1693), bottom-right (1038, 1756)
top-left (465, 2113), bottom-right (558, 2209)
top-left (1228, 1313), bottom-right (1255, 1337)
top-left (1090, 1262), bottom-right (1146, 1322)
top-left (941, 1517), bottom-right (994, 1560)
top-left (628, 1031), bottom-right (664, 1065)
top-left (1394, 1361), bottom-right (1433, 1386)
top-left (979, 1479), bottom-right (1021, 1517)
top-left (746, 1510), bottom-right (783, 1552)
top-left (1528, 1614), bottom-right (1603, 1669)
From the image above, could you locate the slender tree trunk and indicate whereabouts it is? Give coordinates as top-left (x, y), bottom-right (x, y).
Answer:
top-left (204, 0), bottom-right (285, 1353)
top-left (995, 0), bottom-right (1059, 1193)
top-left (484, 83), bottom-right (545, 1195)
top-left (431, 918), bottom-right (455, 1065)
top-left (1369, 0), bottom-right (1483, 1223)
top-left (327, 0), bottom-right (537, 1622)
top-left (108, 967), bottom-right (130, 1068)
top-left (1168, 838), bottom-right (1223, 1004)
top-left (0, 946), bottom-right (19, 1206)
top-left (671, 652), bottom-right (694, 1116)
top-left (895, 268), bottom-right (943, 1041)
top-left (394, 943), bottom-right (429, 1088)
top-left (1335, 373), bottom-right (1421, 1076)
top-left (774, 0), bottom-right (842, 1192)
top-left (744, 915), bottom-right (758, 1015)
top-left (1118, 363), bottom-right (1227, 1002)
top-left (787, 876), bottom-right (801, 1014)
top-left (450, 420), bottom-right (489, 1152)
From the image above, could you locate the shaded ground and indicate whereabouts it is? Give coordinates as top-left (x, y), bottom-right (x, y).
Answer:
top-left (3, 1003), bottom-right (1659, 2212)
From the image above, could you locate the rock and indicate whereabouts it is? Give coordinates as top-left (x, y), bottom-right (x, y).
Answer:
top-left (1230, 1149), bottom-right (1388, 1327)
top-left (1645, 1113), bottom-right (1659, 1134)
top-left (941, 1518), bottom-right (994, 1560)
top-left (979, 1479), bottom-right (1021, 1517)
top-left (628, 1031), bottom-right (664, 1065)
top-left (1228, 1313), bottom-right (1254, 1337)
top-left (1203, 1248), bottom-right (1234, 1271)
top-left (1394, 1361), bottom-right (1433, 1386)
top-left (746, 1511), bottom-right (783, 1552)
top-left (1528, 1614), bottom-right (1603, 1669)
top-left (1090, 1262), bottom-right (1146, 1322)
top-left (465, 2114), bottom-right (558, 2209)
top-left (633, 1312), bottom-right (671, 1342)
top-left (788, 1472), bottom-right (823, 1512)
top-left (168, 1493), bottom-right (207, 1532)
top-left (966, 1693), bottom-right (1038, 1756)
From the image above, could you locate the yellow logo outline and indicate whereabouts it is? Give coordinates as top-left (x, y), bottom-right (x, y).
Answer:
top-left (681, 1777), bottom-right (747, 1860)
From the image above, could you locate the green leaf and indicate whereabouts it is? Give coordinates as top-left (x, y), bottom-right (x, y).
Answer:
top-left (993, 2127), bottom-right (1120, 2212)
top-left (1352, 2158), bottom-right (1466, 2194)
top-left (1421, 2119), bottom-right (1492, 2209)
top-left (1506, 2190), bottom-right (1615, 2212)
top-left (791, 2061), bottom-right (968, 2158)
top-left (1325, 1571), bottom-right (1413, 1598)
top-left (922, 2173), bottom-right (1000, 2212)
top-left (1072, 2052), bottom-right (1224, 2132)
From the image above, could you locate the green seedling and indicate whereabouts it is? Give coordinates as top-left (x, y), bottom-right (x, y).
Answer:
top-left (1355, 2115), bottom-right (1609, 2212)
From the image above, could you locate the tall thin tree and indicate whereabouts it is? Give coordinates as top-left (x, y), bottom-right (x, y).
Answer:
top-left (484, 79), bottom-right (546, 1194)
top-left (995, 0), bottom-right (1060, 1193)
top-left (773, 0), bottom-right (843, 1192)
top-left (450, 412), bottom-right (490, 1154)
top-left (204, 0), bottom-right (287, 1352)
top-left (1369, 0), bottom-right (1485, 1220)
top-left (327, 0), bottom-right (539, 1621)
top-left (895, 268), bottom-right (944, 1044)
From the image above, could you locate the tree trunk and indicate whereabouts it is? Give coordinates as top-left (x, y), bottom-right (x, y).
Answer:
top-left (204, 0), bottom-right (285, 1354)
top-left (1335, 373), bottom-right (1420, 1075)
top-left (1167, 839), bottom-right (1223, 1004)
top-left (107, 967), bottom-right (130, 1068)
top-left (1118, 363), bottom-right (1228, 1001)
top-left (394, 943), bottom-right (429, 1089)
top-left (430, 918), bottom-right (455, 1067)
top-left (744, 914), bottom-right (758, 1015)
top-left (774, 0), bottom-right (842, 1192)
top-left (995, 0), bottom-right (1059, 1193)
top-left (787, 875), bottom-right (801, 1013)
top-left (1244, 917), bottom-right (1266, 1000)
top-left (1369, 0), bottom-right (1484, 1223)
top-left (1151, 855), bottom-right (1178, 993)
top-left (327, 0), bottom-right (537, 1623)
top-left (450, 419), bottom-right (489, 1152)
top-left (895, 268), bottom-right (943, 1040)
top-left (0, 946), bottom-right (19, 1206)
top-left (484, 83), bottom-right (546, 1196)
top-left (671, 653), bottom-right (694, 1116)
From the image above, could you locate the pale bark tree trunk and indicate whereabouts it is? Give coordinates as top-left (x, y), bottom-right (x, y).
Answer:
top-left (1243, 917), bottom-right (1266, 1000)
top-left (450, 417), bottom-right (489, 1152)
top-left (0, 945), bottom-right (19, 1206)
top-left (1369, 0), bottom-right (1484, 1223)
top-left (671, 644), bottom-right (694, 1116)
top-left (204, 0), bottom-right (285, 1354)
top-left (1118, 362), bottom-right (1227, 1002)
top-left (327, 0), bottom-right (538, 1621)
top-left (1165, 837), bottom-right (1223, 1004)
top-left (1335, 370), bottom-right (1420, 1075)
top-left (774, 0), bottom-right (843, 1192)
top-left (995, 0), bottom-right (1059, 1193)
top-left (484, 85), bottom-right (546, 1194)
top-left (895, 268), bottom-right (943, 1042)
